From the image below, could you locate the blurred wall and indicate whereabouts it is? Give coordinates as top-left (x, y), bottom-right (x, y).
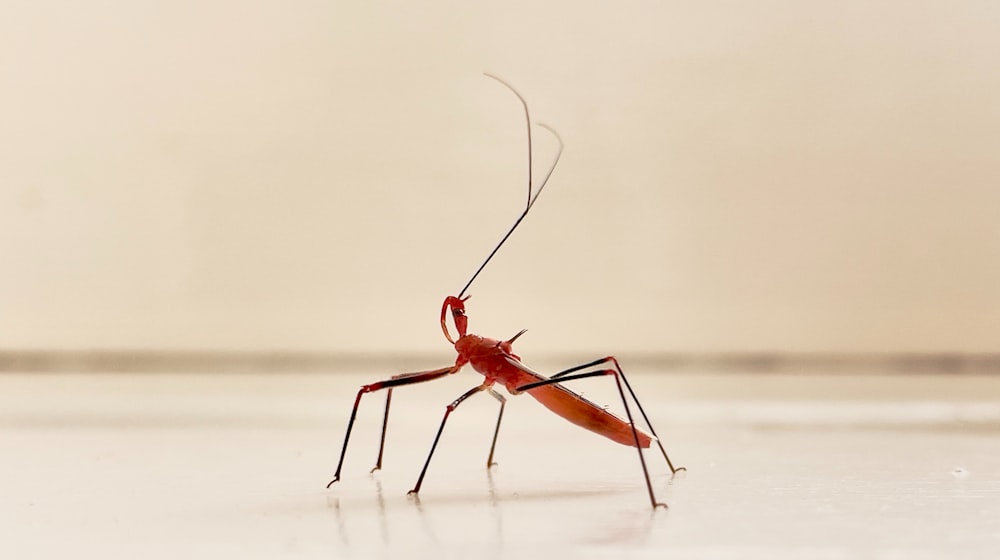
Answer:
top-left (2, 1), bottom-right (998, 355)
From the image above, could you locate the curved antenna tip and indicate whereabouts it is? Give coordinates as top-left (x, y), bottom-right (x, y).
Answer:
top-left (537, 122), bottom-right (563, 142)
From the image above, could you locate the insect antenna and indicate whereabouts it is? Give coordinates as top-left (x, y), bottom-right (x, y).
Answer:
top-left (457, 74), bottom-right (564, 299)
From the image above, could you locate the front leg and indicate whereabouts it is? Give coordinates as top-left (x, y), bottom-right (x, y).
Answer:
top-left (327, 365), bottom-right (460, 488)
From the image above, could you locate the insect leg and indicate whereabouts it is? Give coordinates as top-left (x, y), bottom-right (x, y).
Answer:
top-left (547, 356), bottom-right (612, 379)
top-left (485, 388), bottom-right (506, 468)
top-left (370, 367), bottom-right (436, 473)
top-left (610, 358), bottom-right (686, 475)
top-left (515, 361), bottom-right (676, 509)
top-left (408, 383), bottom-right (490, 495)
top-left (370, 389), bottom-right (392, 473)
top-left (327, 365), bottom-right (459, 488)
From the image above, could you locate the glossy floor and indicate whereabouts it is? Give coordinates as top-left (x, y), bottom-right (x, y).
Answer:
top-left (2, 369), bottom-right (998, 558)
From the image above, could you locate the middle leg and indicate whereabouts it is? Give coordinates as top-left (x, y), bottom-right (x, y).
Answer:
top-left (408, 383), bottom-right (493, 495)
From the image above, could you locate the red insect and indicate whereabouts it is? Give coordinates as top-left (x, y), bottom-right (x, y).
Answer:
top-left (327, 74), bottom-right (684, 508)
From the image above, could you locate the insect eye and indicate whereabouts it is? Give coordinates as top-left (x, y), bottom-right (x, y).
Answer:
top-left (453, 309), bottom-right (465, 317)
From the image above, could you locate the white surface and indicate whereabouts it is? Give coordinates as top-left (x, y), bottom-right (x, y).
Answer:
top-left (2, 369), bottom-right (999, 558)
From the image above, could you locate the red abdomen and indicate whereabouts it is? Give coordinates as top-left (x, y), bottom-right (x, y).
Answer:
top-left (525, 382), bottom-right (653, 448)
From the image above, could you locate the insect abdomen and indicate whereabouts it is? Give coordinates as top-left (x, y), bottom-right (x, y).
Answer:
top-left (526, 383), bottom-right (653, 448)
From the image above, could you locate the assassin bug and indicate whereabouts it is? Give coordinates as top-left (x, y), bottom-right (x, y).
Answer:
top-left (326, 73), bottom-right (684, 508)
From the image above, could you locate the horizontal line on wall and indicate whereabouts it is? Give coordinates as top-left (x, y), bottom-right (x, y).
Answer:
top-left (1, 350), bottom-right (999, 374)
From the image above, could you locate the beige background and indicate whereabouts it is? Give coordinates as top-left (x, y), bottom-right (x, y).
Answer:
top-left (2, 1), bottom-right (998, 356)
